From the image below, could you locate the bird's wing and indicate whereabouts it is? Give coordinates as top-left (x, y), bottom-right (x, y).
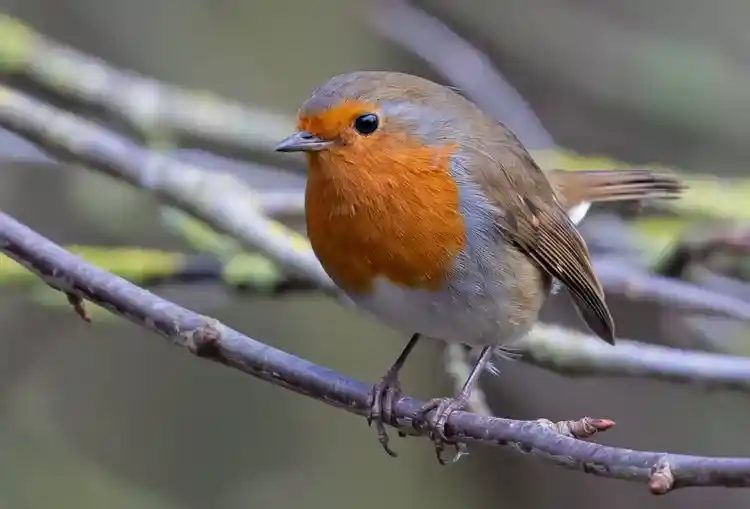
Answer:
top-left (467, 137), bottom-right (615, 344)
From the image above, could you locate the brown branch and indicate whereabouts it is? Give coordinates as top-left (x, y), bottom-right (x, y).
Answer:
top-left (2, 211), bottom-right (750, 494)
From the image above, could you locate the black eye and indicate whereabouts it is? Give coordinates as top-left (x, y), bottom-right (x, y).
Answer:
top-left (353, 113), bottom-right (379, 135)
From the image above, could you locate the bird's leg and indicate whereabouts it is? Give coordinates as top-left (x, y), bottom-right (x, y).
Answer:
top-left (368, 333), bottom-right (421, 457)
top-left (418, 345), bottom-right (495, 465)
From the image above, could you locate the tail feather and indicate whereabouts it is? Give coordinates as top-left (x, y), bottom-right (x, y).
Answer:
top-left (548, 168), bottom-right (686, 210)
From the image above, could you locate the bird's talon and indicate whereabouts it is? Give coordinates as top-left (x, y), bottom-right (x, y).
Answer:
top-left (367, 373), bottom-right (403, 456)
top-left (419, 396), bottom-right (469, 464)
top-left (441, 442), bottom-right (469, 465)
top-left (376, 421), bottom-right (398, 457)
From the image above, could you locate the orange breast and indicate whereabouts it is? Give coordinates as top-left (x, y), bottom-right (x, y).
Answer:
top-left (304, 138), bottom-right (466, 294)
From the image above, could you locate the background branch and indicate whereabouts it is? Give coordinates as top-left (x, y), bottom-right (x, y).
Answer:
top-left (0, 14), bottom-right (296, 156)
top-left (3, 83), bottom-right (745, 317)
top-left (2, 82), bottom-right (750, 394)
top-left (0, 83), bottom-right (335, 290)
top-left (3, 210), bottom-right (750, 494)
top-left (368, 0), bottom-right (555, 150)
top-left (0, 245), bottom-right (316, 294)
top-left (514, 324), bottom-right (750, 391)
top-left (1, 3), bottom-right (750, 507)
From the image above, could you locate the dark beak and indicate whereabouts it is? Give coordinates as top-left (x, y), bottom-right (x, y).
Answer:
top-left (275, 131), bottom-right (333, 152)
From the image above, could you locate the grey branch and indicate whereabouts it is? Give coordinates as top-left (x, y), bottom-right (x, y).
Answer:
top-left (517, 324), bottom-right (750, 392)
top-left (0, 84), bottom-right (335, 290)
top-left (594, 256), bottom-right (750, 320)
top-left (3, 211), bottom-right (750, 494)
top-left (0, 14), bottom-right (296, 153)
top-left (2, 83), bottom-right (750, 392)
top-left (1, 84), bottom-right (749, 319)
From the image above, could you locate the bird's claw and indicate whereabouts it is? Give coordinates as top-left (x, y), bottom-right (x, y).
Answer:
top-left (367, 373), bottom-right (403, 457)
top-left (418, 396), bottom-right (470, 465)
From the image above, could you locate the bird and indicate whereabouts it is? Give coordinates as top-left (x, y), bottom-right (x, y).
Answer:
top-left (275, 70), bottom-right (685, 463)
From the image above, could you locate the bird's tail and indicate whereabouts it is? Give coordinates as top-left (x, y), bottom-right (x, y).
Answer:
top-left (548, 168), bottom-right (685, 205)
top-left (547, 168), bottom-right (685, 225)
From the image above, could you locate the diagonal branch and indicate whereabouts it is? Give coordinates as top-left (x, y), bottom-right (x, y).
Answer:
top-left (3, 83), bottom-right (750, 392)
top-left (368, 0), bottom-right (555, 150)
top-left (0, 83), bottom-right (335, 290)
top-left (2, 84), bottom-right (749, 320)
top-left (0, 14), bottom-right (296, 154)
top-left (2, 210), bottom-right (750, 494)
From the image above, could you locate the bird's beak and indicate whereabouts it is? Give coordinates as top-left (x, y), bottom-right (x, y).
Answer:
top-left (274, 131), bottom-right (333, 152)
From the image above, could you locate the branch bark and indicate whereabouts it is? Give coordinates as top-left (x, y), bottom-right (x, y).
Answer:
top-left (2, 210), bottom-right (750, 493)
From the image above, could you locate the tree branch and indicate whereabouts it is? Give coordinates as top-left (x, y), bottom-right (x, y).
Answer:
top-left (3, 210), bottom-right (750, 493)
top-left (0, 246), bottom-right (317, 295)
top-left (0, 83), bottom-right (335, 291)
top-left (0, 14), bottom-right (296, 155)
top-left (2, 84), bottom-right (748, 316)
top-left (3, 83), bottom-right (750, 391)
top-left (593, 256), bottom-right (750, 320)
top-left (515, 324), bottom-right (750, 391)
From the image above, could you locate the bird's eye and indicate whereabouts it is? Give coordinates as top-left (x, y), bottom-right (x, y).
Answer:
top-left (353, 113), bottom-right (379, 135)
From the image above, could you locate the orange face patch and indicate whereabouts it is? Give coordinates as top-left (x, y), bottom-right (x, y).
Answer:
top-left (299, 99), bottom-right (375, 142)
top-left (302, 102), bottom-right (465, 293)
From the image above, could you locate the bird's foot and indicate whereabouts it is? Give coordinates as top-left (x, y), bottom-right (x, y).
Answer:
top-left (367, 370), bottom-right (403, 457)
top-left (418, 396), bottom-right (469, 465)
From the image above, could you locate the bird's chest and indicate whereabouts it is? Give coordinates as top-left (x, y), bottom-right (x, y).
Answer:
top-left (304, 163), bottom-right (467, 295)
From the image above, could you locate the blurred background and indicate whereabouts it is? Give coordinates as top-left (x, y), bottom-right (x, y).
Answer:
top-left (0, 0), bottom-right (748, 508)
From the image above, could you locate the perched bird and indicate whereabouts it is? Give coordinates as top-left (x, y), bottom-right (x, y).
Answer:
top-left (275, 71), bottom-right (684, 462)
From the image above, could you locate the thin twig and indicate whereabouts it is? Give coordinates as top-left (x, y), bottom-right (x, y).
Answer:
top-left (2, 211), bottom-right (750, 494)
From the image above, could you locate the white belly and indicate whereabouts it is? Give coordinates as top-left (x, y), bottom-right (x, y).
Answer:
top-left (347, 275), bottom-right (530, 346)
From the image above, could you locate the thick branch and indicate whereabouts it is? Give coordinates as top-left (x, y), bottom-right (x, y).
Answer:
top-left (2, 211), bottom-right (750, 493)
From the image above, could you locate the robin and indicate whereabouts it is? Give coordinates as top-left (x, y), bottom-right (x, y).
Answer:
top-left (275, 71), bottom-right (684, 463)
